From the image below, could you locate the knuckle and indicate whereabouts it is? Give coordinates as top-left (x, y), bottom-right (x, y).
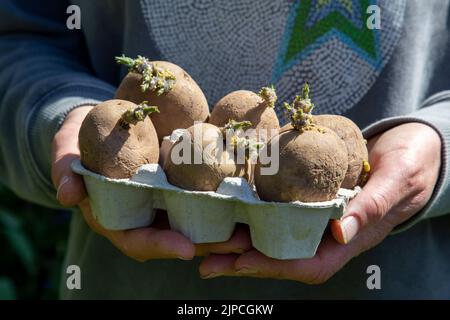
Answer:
top-left (405, 169), bottom-right (428, 195)
top-left (367, 192), bottom-right (390, 221)
top-left (397, 156), bottom-right (427, 195)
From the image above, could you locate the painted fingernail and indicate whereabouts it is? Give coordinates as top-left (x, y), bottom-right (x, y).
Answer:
top-left (201, 273), bottom-right (225, 279)
top-left (56, 176), bottom-right (71, 201)
top-left (236, 267), bottom-right (257, 275)
top-left (340, 216), bottom-right (359, 244)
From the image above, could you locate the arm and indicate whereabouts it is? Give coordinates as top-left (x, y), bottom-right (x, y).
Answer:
top-left (0, 0), bottom-right (116, 208)
top-left (0, 1), bottom-right (251, 261)
top-left (363, 93), bottom-right (450, 232)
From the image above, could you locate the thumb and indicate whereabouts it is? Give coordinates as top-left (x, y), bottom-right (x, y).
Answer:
top-left (52, 106), bottom-right (93, 206)
top-left (331, 166), bottom-right (400, 245)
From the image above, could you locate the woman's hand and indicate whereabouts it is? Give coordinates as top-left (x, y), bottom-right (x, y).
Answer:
top-left (51, 106), bottom-right (252, 262)
top-left (199, 122), bottom-right (442, 283)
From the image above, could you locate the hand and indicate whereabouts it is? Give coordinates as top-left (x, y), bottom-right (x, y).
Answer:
top-left (52, 106), bottom-right (251, 262)
top-left (199, 122), bottom-right (441, 283)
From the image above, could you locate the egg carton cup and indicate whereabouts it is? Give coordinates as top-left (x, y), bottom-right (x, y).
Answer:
top-left (72, 155), bottom-right (359, 260)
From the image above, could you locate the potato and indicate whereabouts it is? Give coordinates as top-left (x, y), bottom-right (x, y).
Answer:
top-left (313, 115), bottom-right (369, 188)
top-left (254, 84), bottom-right (348, 202)
top-left (164, 123), bottom-right (246, 191)
top-left (79, 99), bottom-right (159, 179)
top-left (255, 127), bottom-right (348, 202)
top-left (209, 87), bottom-right (280, 141)
top-left (115, 55), bottom-right (210, 142)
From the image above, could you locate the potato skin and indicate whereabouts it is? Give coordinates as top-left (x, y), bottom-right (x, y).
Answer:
top-left (79, 99), bottom-right (159, 179)
top-left (115, 61), bottom-right (210, 142)
top-left (280, 122), bottom-right (293, 133)
top-left (313, 115), bottom-right (368, 189)
top-left (255, 127), bottom-right (348, 202)
top-left (164, 123), bottom-right (245, 191)
top-left (209, 90), bottom-right (280, 141)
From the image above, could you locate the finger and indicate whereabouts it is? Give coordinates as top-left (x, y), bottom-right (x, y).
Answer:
top-left (201, 234), bottom-right (358, 284)
top-left (195, 224), bottom-right (252, 256)
top-left (107, 227), bottom-right (196, 261)
top-left (332, 158), bottom-right (403, 244)
top-left (53, 153), bottom-right (87, 207)
top-left (199, 254), bottom-right (239, 279)
top-left (79, 200), bottom-right (195, 261)
top-left (79, 198), bottom-right (107, 235)
top-left (235, 234), bottom-right (355, 283)
top-left (51, 106), bottom-right (92, 206)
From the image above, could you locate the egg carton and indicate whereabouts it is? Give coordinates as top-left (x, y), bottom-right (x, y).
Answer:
top-left (71, 152), bottom-right (358, 260)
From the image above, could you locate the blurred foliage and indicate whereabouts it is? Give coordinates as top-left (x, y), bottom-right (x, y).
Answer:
top-left (0, 183), bottom-right (70, 299)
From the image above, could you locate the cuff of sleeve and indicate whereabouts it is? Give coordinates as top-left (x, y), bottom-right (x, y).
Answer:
top-left (24, 82), bottom-right (115, 208)
top-left (362, 103), bottom-right (450, 233)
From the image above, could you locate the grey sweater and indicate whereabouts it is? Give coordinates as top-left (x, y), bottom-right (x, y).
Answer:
top-left (0, 0), bottom-right (449, 298)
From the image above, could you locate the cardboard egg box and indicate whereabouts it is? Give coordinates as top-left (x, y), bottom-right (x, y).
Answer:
top-left (72, 143), bottom-right (358, 259)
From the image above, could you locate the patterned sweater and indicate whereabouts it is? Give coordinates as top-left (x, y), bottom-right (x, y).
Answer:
top-left (0, 0), bottom-right (449, 298)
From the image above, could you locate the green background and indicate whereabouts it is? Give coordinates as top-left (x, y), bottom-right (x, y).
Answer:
top-left (0, 183), bottom-right (69, 299)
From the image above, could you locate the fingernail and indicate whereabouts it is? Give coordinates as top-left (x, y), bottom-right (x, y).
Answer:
top-left (233, 248), bottom-right (246, 254)
top-left (340, 216), bottom-right (360, 244)
top-left (236, 267), bottom-right (258, 275)
top-left (201, 273), bottom-right (225, 279)
top-left (177, 256), bottom-right (193, 261)
top-left (56, 176), bottom-right (71, 201)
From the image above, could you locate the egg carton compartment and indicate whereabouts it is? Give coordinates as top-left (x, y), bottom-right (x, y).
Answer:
top-left (72, 158), bottom-right (359, 260)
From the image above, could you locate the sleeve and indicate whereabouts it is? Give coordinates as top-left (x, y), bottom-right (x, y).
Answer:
top-left (362, 91), bottom-right (450, 232)
top-left (0, 0), bottom-right (116, 208)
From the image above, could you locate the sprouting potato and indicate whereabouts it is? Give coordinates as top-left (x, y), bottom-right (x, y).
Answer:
top-left (255, 84), bottom-right (349, 202)
top-left (209, 86), bottom-right (280, 142)
top-left (163, 123), bottom-right (247, 191)
top-left (313, 114), bottom-right (369, 188)
top-left (79, 99), bottom-right (159, 179)
top-left (115, 55), bottom-right (210, 142)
